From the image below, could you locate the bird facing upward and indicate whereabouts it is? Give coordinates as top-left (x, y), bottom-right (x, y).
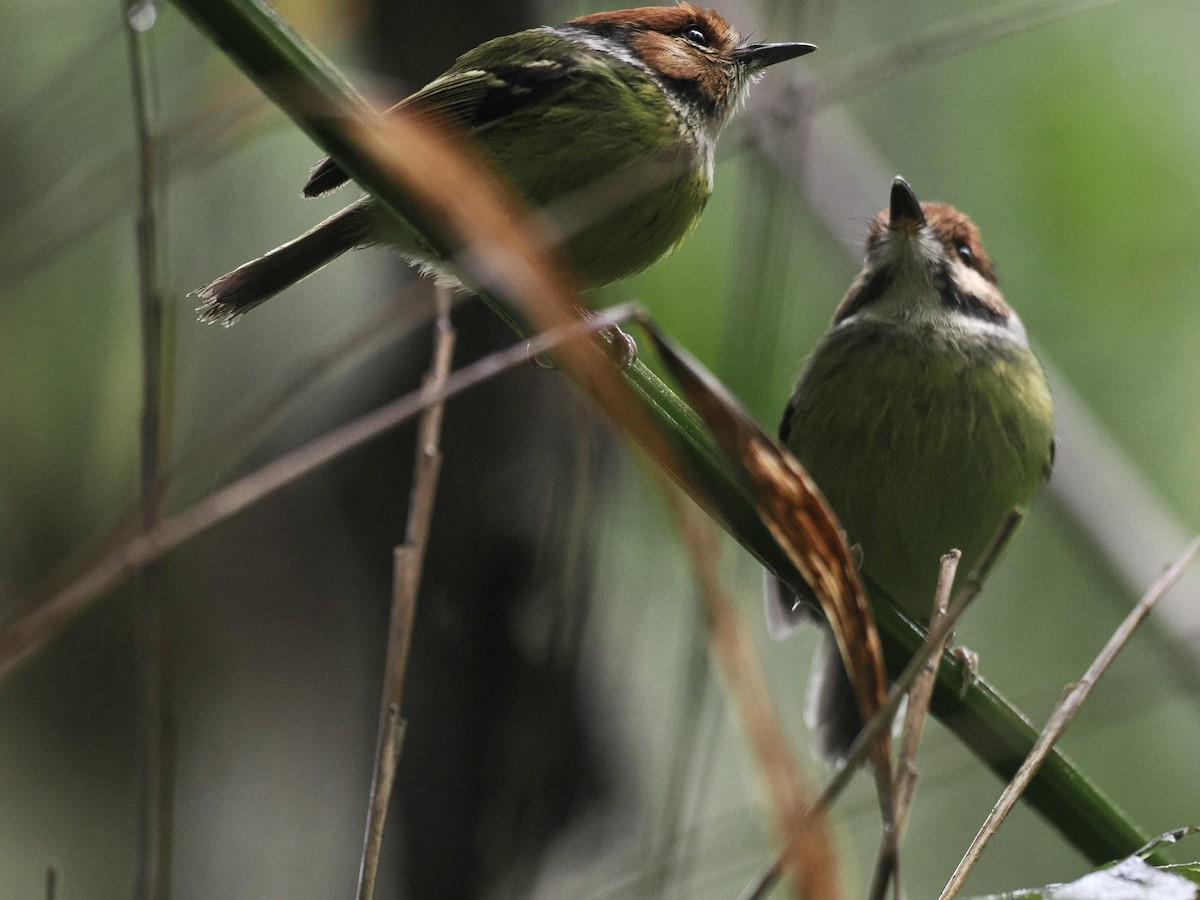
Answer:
top-left (770, 178), bottom-right (1055, 764)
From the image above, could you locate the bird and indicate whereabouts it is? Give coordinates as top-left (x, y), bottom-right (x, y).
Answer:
top-left (193, 4), bottom-right (815, 324)
top-left (768, 177), bottom-right (1055, 764)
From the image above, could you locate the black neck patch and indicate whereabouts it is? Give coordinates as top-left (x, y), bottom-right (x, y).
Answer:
top-left (834, 264), bottom-right (892, 323)
top-left (932, 262), bottom-right (1008, 326)
top-left (834, 260), bottom-right (1008, 327)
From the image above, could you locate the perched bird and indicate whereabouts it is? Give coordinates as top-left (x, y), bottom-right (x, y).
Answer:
top-left (768, 177), bottom-right (1055, 764)
top-left (194, 4), bottom-right (814, 324)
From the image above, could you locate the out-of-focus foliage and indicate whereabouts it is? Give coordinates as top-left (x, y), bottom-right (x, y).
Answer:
top-left (2, 0), bottom-right (1199, 897)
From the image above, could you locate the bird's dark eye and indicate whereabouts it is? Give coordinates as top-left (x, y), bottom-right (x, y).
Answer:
top-left (681, 25), bottom-right (709, 46)
top-left (955, 241), bottom-right (974, 266)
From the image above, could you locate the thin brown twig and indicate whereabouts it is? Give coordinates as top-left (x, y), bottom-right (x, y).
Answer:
top-left (864, 796), bottom-right (900, 900)
top-left (866, 833), bottom-right (899, 900)
top-left (356, 289), bottom-right (455, 900)
top-left (893, 550), bottom-right (960, 842)
top-left (0, 303), bottom-right (640, 688)
top-left (125, 6), bottom-right (173, 898)
top-left (358, 703), bottom-right (406, 898)
top-left (741, 513), bottom-right (1022, 900)
top-left (939, 533), bottom-right (1200, 899)
top-left (668, 493), bottom-right (839, 900)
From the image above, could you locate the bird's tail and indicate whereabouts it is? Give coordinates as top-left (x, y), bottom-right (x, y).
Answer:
top-left (805, 631), bottom-right (863, 767)
top-left (193, 202), bottom-right (373, 325)
top-left (765, 572), bottom-right (862, 766)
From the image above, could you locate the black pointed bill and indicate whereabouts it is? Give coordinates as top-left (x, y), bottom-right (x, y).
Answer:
top-left (890, 176), bottom-right (926, 229)
top-left (734, 41), bottom-right (817, 70)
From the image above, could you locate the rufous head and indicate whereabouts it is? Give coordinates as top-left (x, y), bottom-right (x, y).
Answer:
top-left (568, 5), bottom-right (814, 123)
top-left (836, 178), bottom-right (1018, 331)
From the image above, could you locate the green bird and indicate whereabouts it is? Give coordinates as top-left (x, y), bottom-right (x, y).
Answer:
top-left (193, 4), bottom-right (814, 324)
top-left (768, 177), bottom-right (1055, 764)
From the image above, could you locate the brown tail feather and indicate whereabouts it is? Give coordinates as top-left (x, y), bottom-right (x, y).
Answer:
top-left (193, 203), bottom-right (372, 325)
top-left (302, 155), bottom-right (350, 198)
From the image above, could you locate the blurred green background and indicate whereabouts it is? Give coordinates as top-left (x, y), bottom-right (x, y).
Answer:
top-left (2, 0), bottom-right (1199, 897)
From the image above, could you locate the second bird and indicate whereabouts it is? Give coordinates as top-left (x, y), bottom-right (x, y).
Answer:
top-left (195, 4), bottom-right (814, 324)
top-left (769, 178), bottom-right (1055, 764)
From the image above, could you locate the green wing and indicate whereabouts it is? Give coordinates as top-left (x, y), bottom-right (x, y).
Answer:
top-left (301, 29), bottom-right (588, 197)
